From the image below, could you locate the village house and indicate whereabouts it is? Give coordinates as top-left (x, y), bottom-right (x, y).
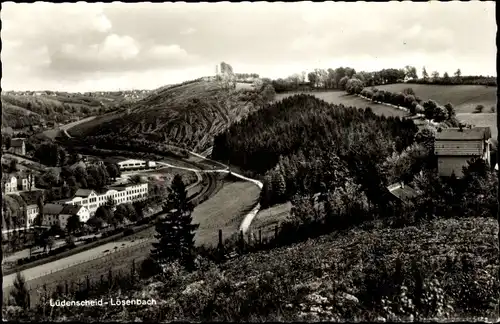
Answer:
top-left (21, 204), bottom-right (39, 228)
top-left (42, 204), bottom-right (65, 227)
top-left (58, 205), bottom-right (90, 229)
top-left (10, 138), bottom-right (26, 155)
top-left (4, 175), bottom-right (18, 194)
top-left (104, 157), bottom-right (156, 170)
top-left (434, 126), bottom-right (492, 178)
top-left (18, 172), bottom-right (35, 191)
top-left (386, 182), bottom-right (418, 204)
top-left (42, 203), bottom-right (90, 228)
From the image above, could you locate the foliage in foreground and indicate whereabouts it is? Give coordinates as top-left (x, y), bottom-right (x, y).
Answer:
top-left (8, 217), bottom-right (497, 322)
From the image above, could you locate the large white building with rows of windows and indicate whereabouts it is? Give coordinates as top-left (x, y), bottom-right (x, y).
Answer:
top-left (56, 183), bottom-right (148, 216)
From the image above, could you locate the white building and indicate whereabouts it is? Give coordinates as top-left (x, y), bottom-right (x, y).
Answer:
top-left (25, 204), bottom-right (39, 228)
top-left (58, 183), bottom-right (148, 216)
top-left (4, 176), bottom-right (18, 194)
top-left (58, 205), bottom-right (90, 229)
top-left (117, 159), bottom-right (146, 170)
top-left (3, 173), bottom-right (36, 194)
top-left (42, 203), bottom-right (90, 228)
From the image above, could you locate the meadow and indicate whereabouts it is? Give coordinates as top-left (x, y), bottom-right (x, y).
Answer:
top-left (373, 83), bottom-right (497, 114)
top-left (192, 175), bottom-right (261, 247)
top-left (456, 113), bottom-right (497, 139)
top-left (274, 91), bottom-right (408, 118)
top-left (250, 202), bottom-right (292, 239)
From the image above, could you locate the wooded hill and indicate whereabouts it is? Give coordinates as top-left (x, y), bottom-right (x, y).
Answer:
top-left (212, 94), bottom-right (419, 208)
top-left (68, 80), bottom-right (276, 153)
top-left (1, 91), bottom-right (149, 129)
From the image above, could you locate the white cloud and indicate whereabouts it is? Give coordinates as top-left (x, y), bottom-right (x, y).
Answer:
top-left (180, 27), bottom-right (197, 35)
top-left (148, 44), bottom-right (188, 59)
top-left (58, 34), bottom-right (140, 63)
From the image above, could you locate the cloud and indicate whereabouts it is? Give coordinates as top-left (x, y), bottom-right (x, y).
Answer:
top-left (180, 27), bottom-right (197, 35)
top-left (1, 1), bottom-right (495, 92)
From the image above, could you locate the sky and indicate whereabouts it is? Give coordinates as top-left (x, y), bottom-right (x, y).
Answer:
top-left (2, 1), bottom-right (496, 92)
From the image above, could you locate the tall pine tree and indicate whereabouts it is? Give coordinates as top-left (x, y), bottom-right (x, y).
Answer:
top-left (151, 175), bottom-right (199, 271)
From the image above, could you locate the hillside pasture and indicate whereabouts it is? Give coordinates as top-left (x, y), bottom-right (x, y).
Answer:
top-left (192, 175), bottom-right (261, 247)
top-left (275, 91), bottom-right (408, 118)
top-left (456, 112), bottom-right (497, 139)
top-left (372, 83), bottom-right (497, 114)
top-left (250, 202), bottom-right (292, 239)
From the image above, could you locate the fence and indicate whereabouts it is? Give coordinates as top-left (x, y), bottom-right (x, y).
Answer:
top-left (3, 239), bottom-right (152, 294)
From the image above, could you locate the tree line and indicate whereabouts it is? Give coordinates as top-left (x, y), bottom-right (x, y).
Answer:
top-left (358, 87), bottom-right (460, 124)
top-left (271, 66), bottom-right (413, 93)
top-left (408, 68), bottom-right (496, 86)
top-left (271, 66), bottom-right (496, 93)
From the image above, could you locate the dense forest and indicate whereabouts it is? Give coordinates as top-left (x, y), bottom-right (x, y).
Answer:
top-left (212, 94), bottom-right (419, 209)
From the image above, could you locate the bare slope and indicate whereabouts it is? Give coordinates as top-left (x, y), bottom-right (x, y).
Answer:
top-left (69, 80), bottom-right (272, 152)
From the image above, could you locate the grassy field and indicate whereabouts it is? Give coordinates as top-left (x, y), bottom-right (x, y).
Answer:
top-left (275, 91), bottom-right (408, 118)
top-left (2, 237), bottom-right (153, 306)
top-left (192, 175), bottom-right (261, 247)
top-left (276, 87), bottom-right (496, 139)
top-left (456, 113), bottom-right (497, 139)
top-left (372, 83), bottom-right (497, 114)
top-left (250, 202), bottom-right (292, 239)
top-left (141, 167), bottom-right (199, 188)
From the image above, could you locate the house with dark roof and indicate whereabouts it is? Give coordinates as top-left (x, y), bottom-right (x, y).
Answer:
top-left (434, 126), bottom-right (492, 177)
top-left (10, 138), bottom-right (26, 155)
top-left (58, 205), bottom-right (90, 229)
top-left (42, 204), bottom-right (65, 226)
top-left (42, 203), bottom-right (90, 229)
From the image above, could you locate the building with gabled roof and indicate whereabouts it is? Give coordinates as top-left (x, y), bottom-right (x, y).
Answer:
top-left (10, 138), bottom-right (26, 155)
top-left (58, 205), bottom-right (90, 229)
top-left (434, 126), bottom-right (492, 177)
top-left (60, 183), bottom-right (148, 216)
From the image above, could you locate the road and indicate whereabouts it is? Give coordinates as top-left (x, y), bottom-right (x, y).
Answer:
top-left (2, 238), bottom-right (148, 288)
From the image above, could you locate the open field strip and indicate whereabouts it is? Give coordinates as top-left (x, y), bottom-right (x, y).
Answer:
top-left (275, 91), bottom-right (408, 118)
top-left (2, 238), bottom-right (150, 288)
top-left (2, 239), bottom-right (154, 306)
top-left (372, 83), bottom-right (497, 114)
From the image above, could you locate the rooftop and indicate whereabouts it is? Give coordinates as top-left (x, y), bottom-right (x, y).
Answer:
top-left (74, 189), bottom-right (95, 197)
top-left (435, 127), bottom-right (491, 141)
top-left (103, 157), bottom-right (127, 164)
top-left (11, 138), bottom-right (25, 147)
top-left (61, 204), bottom-right (84, 215)
top-left (43, 203), bottom-right (64, 215)
top-left (387, 183), bottom-right (418, 202)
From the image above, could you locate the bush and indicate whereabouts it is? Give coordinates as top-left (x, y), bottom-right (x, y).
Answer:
top-left (474, 105), bottom-right (484, 113)
top-left (123, 228), bottom-right (135, 236)
top-left (139, 257), bottom-right (162, 279)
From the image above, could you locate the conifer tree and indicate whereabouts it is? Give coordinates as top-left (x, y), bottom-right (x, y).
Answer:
top-left (10, 272), bottom-right (30, 309)
top-left (151, 175), bottom-right (199, 271)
